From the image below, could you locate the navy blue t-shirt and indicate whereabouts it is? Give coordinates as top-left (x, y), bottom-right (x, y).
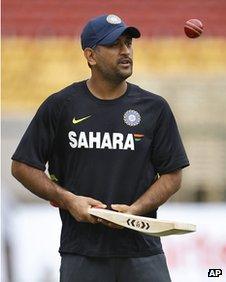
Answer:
top-left (12, 81), bottom-right (189, 257)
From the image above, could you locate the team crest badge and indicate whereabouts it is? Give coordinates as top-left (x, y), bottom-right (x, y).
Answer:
top-left (106, 15), bottom-right (122, 25)
top-left (123, 110), bottom-right (141, 127)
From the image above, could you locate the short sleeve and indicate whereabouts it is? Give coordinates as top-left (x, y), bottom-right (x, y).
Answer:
top-left (12, 94), bottom-right (61, 171)
top-left (151, 99), bottom-right (189, 174)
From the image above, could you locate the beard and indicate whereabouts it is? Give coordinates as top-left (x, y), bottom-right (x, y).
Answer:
top-left (95, 60), bottom-right (133, 84)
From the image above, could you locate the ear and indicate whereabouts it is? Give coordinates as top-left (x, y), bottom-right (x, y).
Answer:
top-left (83, 48), bottom-right (97, 67)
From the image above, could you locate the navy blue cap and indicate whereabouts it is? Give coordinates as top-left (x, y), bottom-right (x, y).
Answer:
top-left (81, 14), bottom-right (141, 50)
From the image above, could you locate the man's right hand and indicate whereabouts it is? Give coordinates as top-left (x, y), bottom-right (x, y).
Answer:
top-left (53, 193), bottom-right (107, 224)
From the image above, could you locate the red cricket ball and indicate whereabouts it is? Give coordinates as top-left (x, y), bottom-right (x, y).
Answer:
top-left (184, 19), bottom-right (203, 38)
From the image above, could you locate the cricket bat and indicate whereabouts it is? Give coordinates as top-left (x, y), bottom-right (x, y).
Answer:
top-left (88, 208), bottom-right (196, 237)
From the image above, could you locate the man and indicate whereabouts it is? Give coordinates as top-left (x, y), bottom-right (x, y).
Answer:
top-left (12, 14), bottom-right (189, 282)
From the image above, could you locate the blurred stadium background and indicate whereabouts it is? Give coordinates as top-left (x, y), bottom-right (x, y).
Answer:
top-left (1, 1), bottom-right (226, 281)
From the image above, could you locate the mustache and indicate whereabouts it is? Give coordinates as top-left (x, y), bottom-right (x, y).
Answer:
top-left (117, 57), bottom-right (133, 64)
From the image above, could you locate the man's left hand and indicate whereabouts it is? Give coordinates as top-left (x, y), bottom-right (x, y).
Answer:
top-left (97, 204), bottom-right (131, 229)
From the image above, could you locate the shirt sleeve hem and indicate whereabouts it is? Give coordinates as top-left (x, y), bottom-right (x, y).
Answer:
top-left (11, 156), bottom-right (46, 171)
top-left (157, 161), bottom-right (190, 175)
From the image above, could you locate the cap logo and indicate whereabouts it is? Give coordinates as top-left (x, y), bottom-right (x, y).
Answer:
top-left (106, 15), bottom-right (122, 25)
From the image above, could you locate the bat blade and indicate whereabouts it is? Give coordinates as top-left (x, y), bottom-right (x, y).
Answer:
top-left (88, 208), bottom-right (196, 237)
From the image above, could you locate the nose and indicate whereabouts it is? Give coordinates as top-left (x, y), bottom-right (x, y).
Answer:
top-left (120, 43), bottom-right (130, 55)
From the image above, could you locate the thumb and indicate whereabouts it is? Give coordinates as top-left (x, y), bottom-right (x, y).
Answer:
top-left (111, 204), bottom-right (130, 213)
top-left (89, 198), bottom-right (107, 209)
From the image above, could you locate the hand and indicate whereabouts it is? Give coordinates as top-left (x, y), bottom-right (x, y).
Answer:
top-left (111, 204), bottom-right (131, 213)
top-left (64, 193), bottom-right (107, 224)
top-left (111, 204), bottom-right (141, 215)
top-left (95, 204), bottom-right (131, 229)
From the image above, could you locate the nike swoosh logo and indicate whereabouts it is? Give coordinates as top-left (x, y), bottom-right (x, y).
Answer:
top-left (72, 115), bottom-right (91, 125)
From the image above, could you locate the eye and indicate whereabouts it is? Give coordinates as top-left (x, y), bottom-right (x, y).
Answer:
top-left (125, 39), bottom-right (132, 47)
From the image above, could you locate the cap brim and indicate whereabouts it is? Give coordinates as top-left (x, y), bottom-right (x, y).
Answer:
top-left (98, 26), bottom-right (141, 46)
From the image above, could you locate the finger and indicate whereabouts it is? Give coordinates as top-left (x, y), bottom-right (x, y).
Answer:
top-left (98, 218), bottom-right (124, 229)
top-left (111, 204), bottom-right (129, 213)
top-left (86, 214), bottom-right (99, 224)
top-left (88, 199), bottom-right (107, 209)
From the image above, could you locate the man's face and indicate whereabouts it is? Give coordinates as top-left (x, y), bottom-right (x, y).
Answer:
top-left (92, 35), bottom-right (133, 83)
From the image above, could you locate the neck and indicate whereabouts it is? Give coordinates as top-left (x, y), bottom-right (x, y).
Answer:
top-left (87, 75), bottom-right (127, 100)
